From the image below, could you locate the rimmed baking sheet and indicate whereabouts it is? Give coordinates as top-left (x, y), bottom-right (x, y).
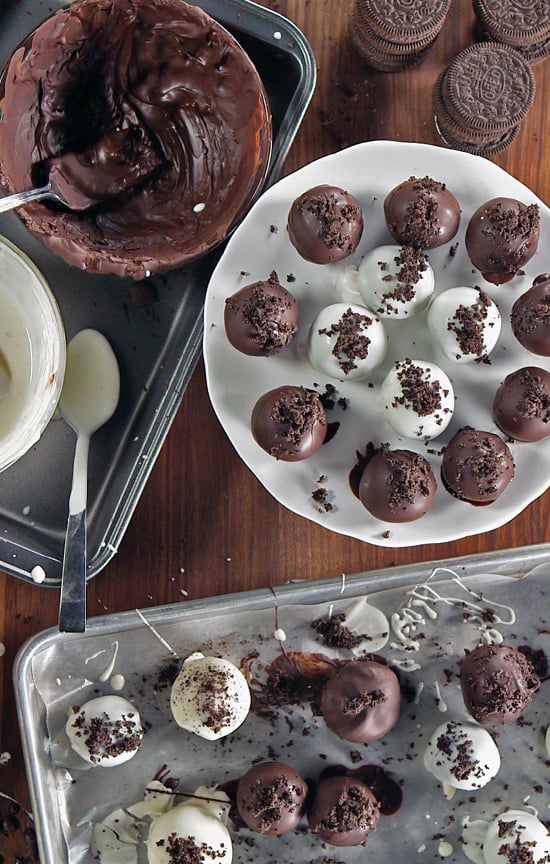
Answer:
top-left (14, 543), bottom-right (550, 863)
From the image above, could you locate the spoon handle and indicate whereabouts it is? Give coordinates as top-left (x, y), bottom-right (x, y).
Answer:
top-left (58, 509), bottom-right (87, 633)
top-left (59, 432), bottom-right (90, 633)
top-left (0, 182), bottom-right (58, 213)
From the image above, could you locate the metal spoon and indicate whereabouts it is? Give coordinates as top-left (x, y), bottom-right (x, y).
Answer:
top-left (58, 329), bottom-right (120, 633)
top-left (0, 181), bottom-right (66, 213)
top-left (0, 128), bottom-right (162, 214)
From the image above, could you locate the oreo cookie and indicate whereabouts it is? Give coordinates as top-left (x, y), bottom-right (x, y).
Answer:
top-left (350, 0), bottom-right (450, 71)
top-left (432, 72), bottom-right (522, 157)
top-left (472, 0), bottom-right (550, 49)
top-left (432, 42), bottom-right (535, 156)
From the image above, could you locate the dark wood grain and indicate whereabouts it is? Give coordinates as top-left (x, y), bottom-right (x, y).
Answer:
top-left (1, 0), bottom-right (549, 813)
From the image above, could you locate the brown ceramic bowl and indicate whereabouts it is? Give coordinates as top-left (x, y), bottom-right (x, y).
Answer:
top-left (0, 0), bottom-right (272, 279)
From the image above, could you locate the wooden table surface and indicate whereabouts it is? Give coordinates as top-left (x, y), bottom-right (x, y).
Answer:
top-left (1, 0), bottom-right (550, 820)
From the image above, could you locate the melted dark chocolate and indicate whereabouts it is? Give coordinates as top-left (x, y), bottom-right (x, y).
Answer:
top-left (0, 0), bottom-right (271, 278)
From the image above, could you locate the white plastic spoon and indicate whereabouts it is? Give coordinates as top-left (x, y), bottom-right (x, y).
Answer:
top-left (58, 329), bottom-right (120, 633)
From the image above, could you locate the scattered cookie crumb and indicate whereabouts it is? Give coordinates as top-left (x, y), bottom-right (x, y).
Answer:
top-left (312, 487), bottom-right (333, 513)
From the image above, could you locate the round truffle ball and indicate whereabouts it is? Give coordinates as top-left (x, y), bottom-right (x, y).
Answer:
top-left (380, 358), bottom-right (455, 440)
top-left (358, 244), bottom-right (435, 318)
top-left (224, 271), bottom-right (298, 356)
top-left (424, 720), bottom-right (501, 792)
top-left (511, 274), bottom-right (550, 356)
top-left (427, 286), bottom-right (502, 364)
top-left (441, 427), bottom-right (514, 505)
top-left (465, 197), bottom-right (540, 284)
top-left (383, 176), bottom-right (460, 250)
top-left (236, 761), bottom-right (308, 835)
top-left (65, 695), bottom-right (143, 767)
top-left (359, 444), bottom-right (437, 523)
top-left (308, 302), bottom-right (387, 380)
top-left (321, 658), bottom-right (401, 743)
top-left (170, 652), bottom-right (251, 740)
top-left (287, 184), bottom-right (363, 264)
top-left (493, 366), bottom-right (550, 442)
top-left (460, 643), bottom-right (540, 727)
top-left (483, 810), bottom-right (550, 864)
top-left (251, 385), bottom-right (327, 461)
top-left (307, 775), bottom-right (380, 847)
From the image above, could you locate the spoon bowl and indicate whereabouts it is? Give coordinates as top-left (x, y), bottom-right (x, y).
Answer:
top-left (58, 329), bottom-right (120, 632)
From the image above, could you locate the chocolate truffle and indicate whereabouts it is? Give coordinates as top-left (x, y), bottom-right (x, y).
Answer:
top-left (358, 244), bottom-right (435, 319)
top-left (321, 658), bottom-right (401, 742)
top-left (460, 643), bottom-right (540, 726)
top-left (383, 176), bottom-right (460, 249)
top-left (287, 184), bottom-right (363, 264)
top-left (441, 427), bottom-right (514, 504)
top-left (380, 358), bottom-right (455, 440)
top-left (511, 273), bottom-right (550, 356)
top-left (307, 302), bottom-right (387, 380)
top-left (358, 443), bottom-right (437, 522)
top-left (224, 272), bottom-right (298, 357)
top-left (236, 761), bottom-right (307, 835)
top-left (426, 286), bottom-right (502, 364)
top-left (0, 0), bottom-right (271, 279)
top-left (251, 385), bottom-right (327, 461)
top-left (465, 197), bottom-right (540, 284)
top-left (307, 775), bottom-right (380, 847)
top-left (493, 366), bottom-right (550, 442)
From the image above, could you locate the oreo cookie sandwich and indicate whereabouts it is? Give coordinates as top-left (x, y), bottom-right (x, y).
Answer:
top-left (472, 0), bottom-right (550, 65)
top-left (433, 42), bottom-right (536, 155)
top-left (350, 0), bottom-right (451, 71)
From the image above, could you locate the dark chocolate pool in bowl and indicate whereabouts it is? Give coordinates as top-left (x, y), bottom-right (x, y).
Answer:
top-left (0, 0), bottom-right (272, 279)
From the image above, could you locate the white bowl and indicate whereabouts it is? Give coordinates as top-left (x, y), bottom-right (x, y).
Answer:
top-left (0, 235), bottom-right (65, 471)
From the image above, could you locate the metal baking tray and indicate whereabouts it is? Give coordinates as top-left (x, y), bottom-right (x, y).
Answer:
top-left (0, 0), bottom-right (316, 586)
top-left (13, 543), bottom-right (550, 864)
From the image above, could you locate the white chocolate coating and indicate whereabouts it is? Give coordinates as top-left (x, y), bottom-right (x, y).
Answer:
top-left (65, 694), bottom-right (143, 767)
top-left (170, 652), bottom-right (250, 740)
top-left (427, 287), bottom-right (501, 364)
top-left (483, 809), bottom-right (550, 864)
top-left (381, 358), bottom-right (455, 439)
top-left (308, 302), bottom-right (387, 380)
top-left (424, 720), bottom-right (500, 796)
top-left (358, 244), bottom-right (434, 319)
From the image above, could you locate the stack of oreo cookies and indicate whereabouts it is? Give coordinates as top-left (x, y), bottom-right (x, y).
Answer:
top-left (350, 0), bottom-right (451, 72)
top-left (472, 0), bottom-right (550, 66)
top-left (432, 42), bottom-right (536, 156)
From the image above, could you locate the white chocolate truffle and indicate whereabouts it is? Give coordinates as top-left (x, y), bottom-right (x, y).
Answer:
top-left (65, 694), bottom-right (143, 767)
top-left (358, 244), bottom-right (434, 318)
top-left (147, 787), bottom-right (232, 864)
top-left (380, 358), bottom-right (455, 439)
top-left (170, 652), bottom-right (250, 740)
top-left (483, 810), bottom-right (550, 864)
top-left (546, 723), bottom-right (550, 757)
top-left (427, 287), bottom-right (501, 364)
top-left (424, 720), bottom-right (500, 797)
top-left (308, 302), bottom-right (387, 380)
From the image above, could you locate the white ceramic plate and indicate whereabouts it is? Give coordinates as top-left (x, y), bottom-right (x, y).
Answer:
top-left (204, 141), bottom-right (550, 547)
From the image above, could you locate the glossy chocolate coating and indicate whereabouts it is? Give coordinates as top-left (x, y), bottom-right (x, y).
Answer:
top-left (251, 385), bottom-right (327, 461)
top-left (0, 0), bottom-right (271, 278)
top-left (321, 659), bottom-right (401, 743)
top-left (287, 184), bottom-right (363, 264)
top-left (493, 366), bottom-right (550, 442)
top-left (236, 761), bottom-right (307, 835)
top-left (224, 272), bottom-right (298, 356)
top-left (511, 274), bottom-right (550, 356)
top-left (358, 444), bottom-right (437, 522)
top-left (383, 176), bottom-right (460, 250)
top-left (307, 775), bottom-right (380, 847)
top-left (441, 427), bottom-right (514, 504)
top-left (460, 644), bottom-right (540, 726)
top-left (465, 197), bottom-right (540, 284)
